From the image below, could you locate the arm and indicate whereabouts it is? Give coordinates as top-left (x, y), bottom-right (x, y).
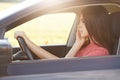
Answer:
top-left (14, 29), bottom-right (85, 59)
top-left (14, 31), bottom-right (59, 59)
top-left (65, 30), bottom-right (85, 58)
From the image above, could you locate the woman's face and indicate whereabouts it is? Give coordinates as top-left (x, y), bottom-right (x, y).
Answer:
top-left (77, 14), bottom-right (89, 38)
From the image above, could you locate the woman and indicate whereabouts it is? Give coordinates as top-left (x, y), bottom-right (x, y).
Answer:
top-left (14, 6), bottom-right (113, 59)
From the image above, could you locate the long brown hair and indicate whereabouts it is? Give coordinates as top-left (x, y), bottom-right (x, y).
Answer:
top-left (81, 6), bottom-right (114, 54)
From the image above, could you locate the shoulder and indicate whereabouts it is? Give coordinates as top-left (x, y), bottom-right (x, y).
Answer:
top-left (86, 46), bottom-right (109, 57)
top-left (85, 43), bottom-right (109, 57)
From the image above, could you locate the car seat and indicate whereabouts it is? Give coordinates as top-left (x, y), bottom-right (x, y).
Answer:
top-left (110, 12), bottom-right (120, 55)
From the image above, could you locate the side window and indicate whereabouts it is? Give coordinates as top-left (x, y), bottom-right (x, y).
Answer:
top-left (5, 13), bottom-right (76, 47)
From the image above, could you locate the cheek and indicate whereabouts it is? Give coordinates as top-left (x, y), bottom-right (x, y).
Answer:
top-left (85, 32), bottom-right (89, 38)
top-left (84, 28), bottom-right (88, 34)
top-left (84, 29), bottom-right (89, 37)
top-left (78, 22), bottom-right (89, 37)
top-left (81, 26), bottom-right (89, 37)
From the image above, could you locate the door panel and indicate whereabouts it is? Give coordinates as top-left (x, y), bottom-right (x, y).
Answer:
top-left (12, 45), bottom-right (71, 59)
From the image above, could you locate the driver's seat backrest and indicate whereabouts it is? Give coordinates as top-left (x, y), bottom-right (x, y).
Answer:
top-left (110, 12), bottom-right (120, 55)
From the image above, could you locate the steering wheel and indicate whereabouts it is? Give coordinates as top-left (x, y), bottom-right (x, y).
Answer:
top-left (17, 36), bottom-right (34, 60)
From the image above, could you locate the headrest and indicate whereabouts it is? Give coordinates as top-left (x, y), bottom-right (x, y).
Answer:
top-left (110, 12), bottom-right (120, 37)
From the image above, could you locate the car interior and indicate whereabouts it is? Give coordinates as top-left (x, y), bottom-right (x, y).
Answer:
top-left (0, 3), bottom-right (120, 77)
top-left (10, 4), bottom-right (120, 60)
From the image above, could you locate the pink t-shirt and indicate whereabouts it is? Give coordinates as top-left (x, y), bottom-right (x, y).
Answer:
top-left (75, 42), bottom-right (109, 57)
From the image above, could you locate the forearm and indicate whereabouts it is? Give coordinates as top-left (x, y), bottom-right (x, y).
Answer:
top-left (65, 41), bottom-right (83, 58)
top-left (23, 35), bottom-right (59, 59)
